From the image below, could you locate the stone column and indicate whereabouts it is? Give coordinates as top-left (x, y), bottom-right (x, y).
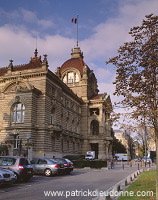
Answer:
top-left (81, 139), bottom-right (90, 155)
top-left (105, 141), bottom-right (110, 160)
top-left (98, 140), bottom-right (106, 160)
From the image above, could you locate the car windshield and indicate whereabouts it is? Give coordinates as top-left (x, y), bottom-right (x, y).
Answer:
top-left (19, 158), bottom-right (31, 165)
top-left (0, 157), bottom-right (16, 166)
top-left (54, 158), bottom-right (67, 164)
top-left (49, 159), bottom-right (58, 164)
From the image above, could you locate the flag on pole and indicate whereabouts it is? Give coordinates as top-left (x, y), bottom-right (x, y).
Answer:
top-left (72, 18), bottom-right (77, 24)
top-left (71, 15), bottom-right (79, 46)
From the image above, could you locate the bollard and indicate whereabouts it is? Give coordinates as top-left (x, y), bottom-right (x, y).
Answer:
top-left (138, 163), bottom-right (139, 170)
top-left (122, 164), bottom-right (124, 170)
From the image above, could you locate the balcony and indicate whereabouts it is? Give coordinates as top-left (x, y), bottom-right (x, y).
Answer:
top-left (48, 124), bottom-right (62, 132)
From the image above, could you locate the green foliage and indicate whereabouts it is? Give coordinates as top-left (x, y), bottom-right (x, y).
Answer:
top-left (112, 137), bottom-right (127, 155)
top-left (73, 160), bottom-right (107, 169)
top-left (118, 170), bottom-right (156, 199)
top-left (63, 155), bottom-right (85, 161)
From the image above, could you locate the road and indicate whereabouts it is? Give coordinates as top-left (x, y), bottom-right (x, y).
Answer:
top-left (0, 162), bottom-right (154, 200)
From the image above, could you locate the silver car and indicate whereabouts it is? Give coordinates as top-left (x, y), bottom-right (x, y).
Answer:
top-left (0, 168), bottom-right (16, 186)
top-left (0, 156), bottom-right (34, 181)
top-left (30, 158), bottom-right (65, 176)
top-left (53, 158), bottom-right (74, 174)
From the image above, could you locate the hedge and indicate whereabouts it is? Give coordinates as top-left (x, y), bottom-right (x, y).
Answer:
top-left (63, 155), bottom-right (85, 161)
top-left (73, 160), bottom-right (107, 169)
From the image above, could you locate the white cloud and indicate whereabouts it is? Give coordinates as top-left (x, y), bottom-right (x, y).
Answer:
top-left (0, 25), bottom-right (75, 70)
top-left (21, 9), bottom-right (54, 29)
top-left (81, 0), bottom-right (158, 62)
top-left (0, 0), bottom-right (157, 93)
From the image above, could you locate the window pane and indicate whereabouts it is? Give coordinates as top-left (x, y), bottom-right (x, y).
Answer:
top-left (16, 103), bottom-right (22, 110)
top-left (16, 111), bottom-right (21, 123)
top-left (13, 106), bottom-right (16, 111)
top-left (22, 104), bottom-right (25, 110)
top-left (75, 73), bottom-right (79, 82)
top-left (11, 103), bottom-right (25, 123)
top-left (11, 112), bottom-right (16, 122)
top-left (68, 72), bottom-right (74, 83)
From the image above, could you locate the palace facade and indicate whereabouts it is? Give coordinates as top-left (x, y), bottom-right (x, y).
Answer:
top-left (0, 46), bottom-right (113, 160)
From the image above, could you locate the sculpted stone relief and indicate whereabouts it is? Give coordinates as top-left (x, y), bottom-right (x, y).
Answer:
top-left (2, 81), bottom-right (33, 94)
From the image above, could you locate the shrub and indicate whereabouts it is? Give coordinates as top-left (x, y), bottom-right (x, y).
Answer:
top-left (63, 155), bottom-right (85, 161)
top-left (73, 160), bottom-right (107, 169)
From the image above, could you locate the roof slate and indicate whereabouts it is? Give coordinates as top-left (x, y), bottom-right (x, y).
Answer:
top-left (60, 57), bottom-right (86, 73)
top-left (0, 61), bottom-right (42, 76)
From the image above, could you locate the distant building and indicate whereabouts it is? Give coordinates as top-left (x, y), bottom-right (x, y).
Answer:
top-left (0, 46), bottom-right (113, 160)
top-left (114, 130), bottom-right (128, 149)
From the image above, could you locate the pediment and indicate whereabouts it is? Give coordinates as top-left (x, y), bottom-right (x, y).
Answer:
top-left (2, 80), bottom-right (34, 94)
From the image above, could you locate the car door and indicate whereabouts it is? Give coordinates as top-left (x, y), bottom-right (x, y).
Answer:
top-left (30, 159), bottom-right (38, 173)
top-left (35, 159), bottom-right (47, 173)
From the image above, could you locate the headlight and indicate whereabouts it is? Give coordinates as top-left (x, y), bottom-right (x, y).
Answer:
top-left (10, 173), bottom-right (16, 178)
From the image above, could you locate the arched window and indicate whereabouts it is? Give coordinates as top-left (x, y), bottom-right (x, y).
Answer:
top-left (62, 72), bottom-right (79, 85)
top-left (11, 103), bottom-right (25, 123)
top-left (90, 120), bottom-right (99, 135)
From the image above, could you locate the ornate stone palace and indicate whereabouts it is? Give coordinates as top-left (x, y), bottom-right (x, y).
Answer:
top-left (0, 46), bottom-right (113, 160)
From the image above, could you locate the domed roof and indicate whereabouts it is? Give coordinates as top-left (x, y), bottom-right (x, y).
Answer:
top-left (60, 57), bottom-right (85, 73)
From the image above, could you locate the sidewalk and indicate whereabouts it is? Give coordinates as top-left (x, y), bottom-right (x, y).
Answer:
top-left (91, 161), bottom-right (156, 200)
top-left (107, 161), bottom-right (156, 171)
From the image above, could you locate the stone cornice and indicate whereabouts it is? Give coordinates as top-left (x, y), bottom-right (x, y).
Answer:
top-left (0, 71), bottom-right (47, 83)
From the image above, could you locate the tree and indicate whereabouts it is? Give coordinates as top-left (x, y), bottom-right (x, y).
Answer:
top-left (107, 14), bottom-right (158, 197)
top-left (112, 137), bottom-right (127, 155)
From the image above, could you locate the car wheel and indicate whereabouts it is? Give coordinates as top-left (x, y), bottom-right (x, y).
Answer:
top-left (14, 172), bottom-right (19, 180)
top-left (44, 169), bottom-right (52, 177)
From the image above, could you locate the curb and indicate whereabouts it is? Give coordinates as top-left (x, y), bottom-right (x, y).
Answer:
top-left (92, 169), bottom-right (144, 200)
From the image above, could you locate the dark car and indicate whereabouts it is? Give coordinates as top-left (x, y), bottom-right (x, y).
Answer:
top-left (0, 156), bottom-right (34, 181)
top-left (0, 168), bottom-right (16, 186)
top-left (53, 158), bottom-right (74, 174)
top-left (30, 158), bottom-right (65, 176)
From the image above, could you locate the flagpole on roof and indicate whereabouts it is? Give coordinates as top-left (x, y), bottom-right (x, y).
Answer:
top-left (76, 14), bottom-right (78, 47)
top-left (72, 15), bottom-right (79, 47)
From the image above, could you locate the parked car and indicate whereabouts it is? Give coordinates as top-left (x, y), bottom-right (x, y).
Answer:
top-left (0, 168), bottom-right (16, 186)
top-left (53, 158), bottom-right (74, 174)
top-left (30, 158), bottom-right (65, 176)
top-left (133, 158), bottom-right (141, 162)
top-left (0, 156), bottom-right (34, 181)
top-left (142, 157), bottom-right (152, 163)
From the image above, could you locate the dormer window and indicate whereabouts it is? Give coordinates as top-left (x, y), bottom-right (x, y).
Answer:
top-left (63, 71), bottom-right (79, 85)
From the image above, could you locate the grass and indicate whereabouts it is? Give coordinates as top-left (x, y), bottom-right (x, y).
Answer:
top-left (117, 170), bottom-right (156, 200)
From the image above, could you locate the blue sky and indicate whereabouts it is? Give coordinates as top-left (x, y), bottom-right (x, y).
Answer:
top-left (0, 0), bottom-right (157, 108)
